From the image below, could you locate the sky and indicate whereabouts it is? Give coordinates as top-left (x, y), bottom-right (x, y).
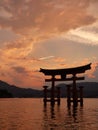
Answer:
top-left (0, 0), bottom-right (98, 89)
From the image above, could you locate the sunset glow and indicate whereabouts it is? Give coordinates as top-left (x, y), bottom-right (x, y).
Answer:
top-left (0, 0), bottom-right (98, 88)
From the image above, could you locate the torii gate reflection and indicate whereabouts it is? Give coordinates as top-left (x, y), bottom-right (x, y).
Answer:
top-left (40, 63), bottom-right (91, 107)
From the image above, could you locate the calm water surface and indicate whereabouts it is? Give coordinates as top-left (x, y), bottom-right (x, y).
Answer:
top-left (0, 98), bottom-right (98, 130)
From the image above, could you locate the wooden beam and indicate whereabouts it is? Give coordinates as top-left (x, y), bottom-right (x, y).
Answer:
top-left (40, 63), bottom-right (91, 75)
top-left (45, 76), bottom-right (85, 82)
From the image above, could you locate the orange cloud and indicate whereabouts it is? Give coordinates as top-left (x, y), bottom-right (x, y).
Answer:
top-left (0, 0), bottom-right (96, 37)
top-left (87, 62), bottom-right (98, 78)
top-left (0, 0), bottom-right (97, 88)
top-left (53, 57), bottom-right (66, 63)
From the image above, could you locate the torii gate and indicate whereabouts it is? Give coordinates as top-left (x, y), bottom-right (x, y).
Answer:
top-left (40, 63), bottom-right (91, 107)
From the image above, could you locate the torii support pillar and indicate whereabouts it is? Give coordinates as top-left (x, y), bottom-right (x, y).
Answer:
top-left (43, 86), bottom-right (48, 106)
top-left (72, 73), bottom-right (78, 107)
top-left (51, 75), bottom-right (55, 105)
top-left (79, 86), bottom-right (84, 106)
top-left (66, 85), bottom-right (84, 107)
top-left (43, 85), bottom-right (61, 106)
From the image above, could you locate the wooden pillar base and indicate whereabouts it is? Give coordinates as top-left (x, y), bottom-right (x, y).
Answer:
top-left (67, 85), bottom-right (84, 107)
top-left (43, 86), bottom-right (61, 106)
top-left (79, 86), bottom-right (84, 107)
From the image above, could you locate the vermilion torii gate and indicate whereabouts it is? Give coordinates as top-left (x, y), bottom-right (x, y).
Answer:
top-left (40, 63), bottom-right (91, 107)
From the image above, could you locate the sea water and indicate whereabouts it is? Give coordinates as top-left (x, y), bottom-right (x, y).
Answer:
top-left (0, 98), bottom-right (98, 130)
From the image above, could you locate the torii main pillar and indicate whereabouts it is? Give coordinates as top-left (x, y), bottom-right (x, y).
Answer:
top-left (40, 63), bottom-right (91, 107)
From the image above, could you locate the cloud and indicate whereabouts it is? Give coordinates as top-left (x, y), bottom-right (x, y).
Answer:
top-left (53, 57), bottom-right (66, 63)
top-left (0, 37), bottom-right (35, 80)
top-left (0, 0), bottom-right (98, 88)
top-left (0, 0), bottom-right (97, 58)
top-left (0, 0), bottom-right (96, 37)
top-left (86, 62), bottom-right (98, 79)
top-left (87, 1), bottom-right (98, 18)
top-left (0, 28), bottom-right (20, 44)
top-left (39, 56), bottom-right (54, 60)
top-left (3, 37), bottom-right (34, 59)
top-left (64, 21), bottom-right (98, 45)
top-left (0, 6), bottom-right (12, 18)
top-left (12, 66), bottom-right (28, 74)
top-left (70, 29), bottom-right (98, 43)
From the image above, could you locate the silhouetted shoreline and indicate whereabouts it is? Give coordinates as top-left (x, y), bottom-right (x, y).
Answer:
top-left (0, 80), bottom-right (98, 98)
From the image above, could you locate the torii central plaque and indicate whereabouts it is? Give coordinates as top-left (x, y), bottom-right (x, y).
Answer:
top-left (40, 63), bottom-right (91, 107)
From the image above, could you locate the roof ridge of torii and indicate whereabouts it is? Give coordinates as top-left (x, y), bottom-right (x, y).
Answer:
top-left (40, 63), bottom-right (91, 75)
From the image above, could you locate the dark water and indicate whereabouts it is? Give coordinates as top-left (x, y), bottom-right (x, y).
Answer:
top-left (0, 98), bottom-right (98, 130)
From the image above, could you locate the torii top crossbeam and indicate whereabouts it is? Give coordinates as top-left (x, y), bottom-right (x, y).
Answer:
top-left (40, 63), bottom-right (91, 76)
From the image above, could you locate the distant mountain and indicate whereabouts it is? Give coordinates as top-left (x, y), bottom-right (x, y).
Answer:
top-left (0, 80), bottom-right (43, 98)
top-left (0, 80), bottom-right (98, 98)
top-left (56, 82), bottom-right (98, 98)
top-left (77, 82), bottom-right (98, 98)
top-left (0, 89), bottom-right (13, 98)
